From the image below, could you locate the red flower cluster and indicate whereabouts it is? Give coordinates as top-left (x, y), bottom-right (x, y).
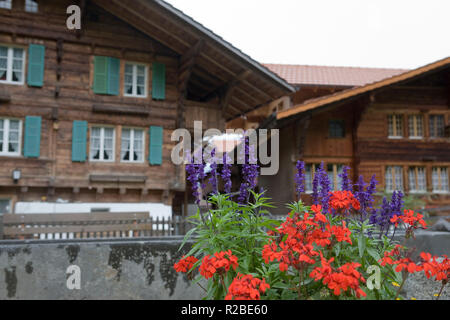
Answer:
top-left (418, 252), bottom-right (450, 283)
top-left (329, 191), bottom-right (361, 212)
top-left (380, 246), bottom-right (449, 283)
top-left (225, 273), bottom-right (270, 300)
top-left (391, 209), bottom-right (427, 229)
top-left (262, 211), bottom-right (328, 272)
top-left (173, 255), bottom-right (199, 273)
top-left (310, 253), bottom-right (366, 298)
top-left (380, 245), bottom-right (420, 273)
top-left (326, 221), bottom-right (352, 245)
top-left (199, 250), bottom-right (238, 279)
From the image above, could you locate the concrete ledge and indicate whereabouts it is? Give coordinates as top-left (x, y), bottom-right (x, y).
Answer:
top-left (0, 237), bottom-right (203, 300)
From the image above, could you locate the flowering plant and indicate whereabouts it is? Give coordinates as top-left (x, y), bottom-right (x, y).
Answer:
top-left (175, 140), bottom-right (449, 300)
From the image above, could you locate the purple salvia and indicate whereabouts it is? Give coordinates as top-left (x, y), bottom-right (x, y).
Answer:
top-left (338, 166), bottom-right (352, 191)
top-left (295, 160), bottom-right (306, 197)
top-left (237, 136), bottom-right (260, 204)
top-left (318, 162), bottom-right (331, 213)
top-left (312, 166), bottom-right (321, 205)
top-left (208, 148), bottom-right (218, 194)
top-left (221, 153), bottom-right (232, 194)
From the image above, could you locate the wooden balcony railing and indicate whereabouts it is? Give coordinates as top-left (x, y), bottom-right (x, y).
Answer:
top-left (1, 212), bottom-right (192, 240)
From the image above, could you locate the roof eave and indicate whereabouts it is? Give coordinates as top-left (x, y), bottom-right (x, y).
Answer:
top-left (153, 0), bottom-right (296, 93)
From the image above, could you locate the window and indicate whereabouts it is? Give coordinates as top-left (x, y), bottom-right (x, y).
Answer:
top-left (0, 119), bottom-right (21, 156)
top-left (90, 127), bottom-right (115, 161)
top-left (408, 114), bottom-right (423, 139)
top-left (25, 0), bottom-right (38, 12)
top-left (408, 167), bottom-right (426, 193)
top-left (305, 163), bottom-right (321, 193)
top-left (0, 0), bottom-right (12, 10)
top-left (329, 120), bottom-right (345, 138)
top-left (388, 114), bottom-right (403, 138)
top-left (327, 164), bottom-right (344, 191)
top-left (429, 115), bottom-right (445, 138)
top-left (432, 167), bottom-right (449, 193)
top-left (0, 46), bottom-right (25, 84)
top-left (124, 63), bottom-right (147, 97)
top-left (121, 128), bottom-right (144, 162)
top-left (0, 199), bottom-right (11, 214)
top-left (385, 166), bottom-right (403, 192)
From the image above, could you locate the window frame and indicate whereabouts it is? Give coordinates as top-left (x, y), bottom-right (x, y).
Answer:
top-left (0, 118), bottom-right (22, 157)
top-left (387, 114), bottom-right (403, 139)
top-left (408, 114), bottom-right (424, 139)
top-left (432, 167), bottom-right (449, 194)
top-left (123, 61), bottom-right (148, 98)
top-left (120, 127), bottom-right (145, 163)
top-left (408, 166), bottom-right (427, 193)
top-left (328, 120), bottom-right (345, 138)
top-left (89, 126), bottom-right (116, 162)
top-left (24, 0), bottom-right (39, 13)
top-left (385, 165), bottom-right (404, 192)
top-left (0, 0), bottom-right (12, 10)
top-left (429, 114), bottom-right (445, 139)
top-left (0, 44), bottom-right (26, 85)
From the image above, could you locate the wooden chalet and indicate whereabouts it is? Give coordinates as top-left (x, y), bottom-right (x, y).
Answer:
top-left (0, 0), bottom-right (294, 217)
top-left (231, 58), bottom-right (450, 214)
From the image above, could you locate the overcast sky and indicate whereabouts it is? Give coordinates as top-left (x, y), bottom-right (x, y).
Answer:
top-left (165, 0), bottom-right (450, 70)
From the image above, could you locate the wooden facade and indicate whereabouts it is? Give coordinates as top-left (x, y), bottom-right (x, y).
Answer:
top-left (246, 59), bottom-right (450, 214)
top-left (0, 0), bottom-right (293, 215)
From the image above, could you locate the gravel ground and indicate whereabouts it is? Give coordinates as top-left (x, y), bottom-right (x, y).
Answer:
top-left (402, 258), bottom-right (449, 300)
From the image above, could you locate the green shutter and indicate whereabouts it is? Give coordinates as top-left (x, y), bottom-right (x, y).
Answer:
top-left (72, 121), bottom-right (88, 162)
top-left (152, 62), bottom-right (165, 100)
top-left (107, 57), bottom-right (120, 95)
top-left (27, 44), bottom-right (45, 87)
top-left (23, 116), bottom-right (41, 158)
top-left (93, 56), bottom-right (108, 94)
top-left (149, 126), bottom-right (163, 165)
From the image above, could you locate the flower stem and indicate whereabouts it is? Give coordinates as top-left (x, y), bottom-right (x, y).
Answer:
top-left (435, 282), bottom-right (446, 301)
top-left (298, 267), bottom-right (304, 300)
top-left (394, 273), bottom-right (408, 300)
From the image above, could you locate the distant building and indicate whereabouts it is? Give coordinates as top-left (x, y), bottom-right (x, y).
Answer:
top-left (230, 58), bottom-right (450, 214)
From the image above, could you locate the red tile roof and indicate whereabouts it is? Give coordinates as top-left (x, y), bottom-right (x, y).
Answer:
top-left (263, 63), bottom-right (409, 87)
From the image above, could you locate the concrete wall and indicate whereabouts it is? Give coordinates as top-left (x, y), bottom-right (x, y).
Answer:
top-left (0, 232), bottom-right (448, 300)
top-left (0, 237), bottom-right (204, 300)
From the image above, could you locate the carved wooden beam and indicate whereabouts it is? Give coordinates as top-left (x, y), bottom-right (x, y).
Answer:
top-left (76, 0), bottom-right (88, 39)
top-left (351, 96), bottom-right (372, 182)
top-left (295, 113), bottom-right (312, 161)
top-left (178, 39), bottom-right (205, 96)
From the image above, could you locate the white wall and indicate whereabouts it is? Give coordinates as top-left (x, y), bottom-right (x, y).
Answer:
top-left (14, 201), bottom-right (172, 218)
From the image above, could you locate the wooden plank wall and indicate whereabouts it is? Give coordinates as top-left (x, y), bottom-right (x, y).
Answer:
top-left (0, 0), bottom-right (186, 205)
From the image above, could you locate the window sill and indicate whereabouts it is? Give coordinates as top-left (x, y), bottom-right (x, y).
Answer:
top-left (0, 153), bottom-right (22, 158)
top-left (0, 81), bottom-right (24, 86)
top-left (388, 136), bottom-right (403, 139)
top-left (123, 94), bottom-right (148, 99)
top-left (89, 160), bottom-right (116, 163)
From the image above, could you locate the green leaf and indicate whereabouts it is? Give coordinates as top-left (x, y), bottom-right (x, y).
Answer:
top-left (178, 226), bottom-right (198, 251)
top-left (358, 232), bottom-right (366, 258)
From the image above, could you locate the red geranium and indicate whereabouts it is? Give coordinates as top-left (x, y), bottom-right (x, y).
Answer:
top-left (225, 273), bottom-right (270, 300)
top-left (199, 250), bottom-right (239, 279)
top-left (173, 255), bottom-right (199, 273)
top-left (329, 191), bottom-right (361, 212)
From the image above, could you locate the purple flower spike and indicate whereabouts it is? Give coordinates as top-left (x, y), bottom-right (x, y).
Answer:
top-left (338, 166), bottom-right (352, 191)
top-left (295, 160), bottom-right (305, 197)
top-left (221, 153), bottom-right (232, 194)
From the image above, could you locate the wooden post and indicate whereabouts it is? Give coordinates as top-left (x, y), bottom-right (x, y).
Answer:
top-left (0, 214), bottom-right (3, 239)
